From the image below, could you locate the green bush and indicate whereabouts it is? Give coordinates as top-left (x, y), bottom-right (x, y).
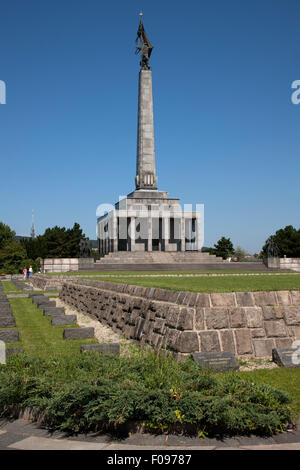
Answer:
top-left (0, 352), bottom-right (293, 436)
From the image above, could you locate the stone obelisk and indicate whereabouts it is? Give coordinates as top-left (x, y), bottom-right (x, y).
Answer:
top-left (135, 13), bottom-right (157, 190)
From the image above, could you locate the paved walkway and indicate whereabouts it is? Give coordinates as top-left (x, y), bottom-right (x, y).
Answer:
top-left (1, 419), bottom-right (300, 450)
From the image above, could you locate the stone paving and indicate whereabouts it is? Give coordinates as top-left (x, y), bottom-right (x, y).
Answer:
top-left (0, 419), bottom-right (300, 450)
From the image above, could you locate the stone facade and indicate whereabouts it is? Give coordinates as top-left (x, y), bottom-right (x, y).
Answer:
top-left (40, 258), bottom-right (94, 273)
top-left (280, 258), bottom-right (300, 272)
top-left (59, 279), bottom-right (300, 360)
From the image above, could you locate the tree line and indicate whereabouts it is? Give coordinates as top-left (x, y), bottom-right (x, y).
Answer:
top-left (0, 221), bottom-right (299, 274)
top-left (203, 226), bottom-right (300, 260)
top-left (0, 222), bottom-right (85, 274)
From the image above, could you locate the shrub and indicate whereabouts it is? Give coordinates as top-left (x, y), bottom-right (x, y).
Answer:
top-left (0, 352), bottom-right (293, 436)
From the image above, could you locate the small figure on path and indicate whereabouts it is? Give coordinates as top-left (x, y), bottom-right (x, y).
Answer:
top-left (29, 265), bottom-right (33, 278)
top-left (23, 267), bottom-right (27, 280)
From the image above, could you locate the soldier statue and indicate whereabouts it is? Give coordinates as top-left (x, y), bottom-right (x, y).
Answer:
top-left (135, 12), bottom-right (154, 70)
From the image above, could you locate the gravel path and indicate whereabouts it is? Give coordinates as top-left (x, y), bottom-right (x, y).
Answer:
top-left (55, 298), bottom-right (133, 353)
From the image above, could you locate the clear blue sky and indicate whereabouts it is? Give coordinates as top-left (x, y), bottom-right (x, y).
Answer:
top-left (0, 0), bottom-right (299, 253)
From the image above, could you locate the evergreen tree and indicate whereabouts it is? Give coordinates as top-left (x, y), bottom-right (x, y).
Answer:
top-left (262, 225), bottom-right (300, 258)
top-left (0, 240), bottom-right (27, 274)
top-left (214, 237), bottom-right (234, 260)
top-left (0, 222), bottom-right (15, 250)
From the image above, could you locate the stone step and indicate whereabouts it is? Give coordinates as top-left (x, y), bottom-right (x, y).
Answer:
top-left (38, 302), bottom-right (57, 309)
top-left (32, 296), bottom-right (49, 304)
top-left (80, 343), bottom-right (120, 355)
top-left (89, 262), bottom-right (266, 272)
top-left (96, 251), bottom-right (224, 265)
top-left (6, 347), bottom-right (24, 356)
top-left (0, 312), bottom-right (13, 318)
top-left (0, 330), bottom-right (19, 342)
top-left (63, 327), bottom-right (95, 340)
top-left (33, 298), bottom-right (56, 307)
top-left (0, 317), bottom-right (16, 328)
top-left (0, 307), bottom-right (13, 315)
top-left (51, 315), bottom-right (77, 326)
top-left (42, 307), bottom-right (65, 316)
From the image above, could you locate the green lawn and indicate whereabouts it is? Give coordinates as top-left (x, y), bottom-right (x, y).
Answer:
top-left (88, 274), bottom-right (300, 293)
top-left (1, 280), bottom-right (23, 294)
top-left (3, 298), bottom-right (97, 357)
top-left (0, 280), bottom-right (59, 296)
top-left (46, 269), bottom-right (283, 276)
top-left (234, 368), bottom-right (300, 414)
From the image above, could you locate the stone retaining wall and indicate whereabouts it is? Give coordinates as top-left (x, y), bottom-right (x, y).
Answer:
top-left (29, 275), bottom-right (62, 291)
top-left (59, 279), bottom-right (300, 360)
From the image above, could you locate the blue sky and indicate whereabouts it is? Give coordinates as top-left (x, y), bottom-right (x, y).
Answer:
top-left (0, 0), bottom-right (299, 253)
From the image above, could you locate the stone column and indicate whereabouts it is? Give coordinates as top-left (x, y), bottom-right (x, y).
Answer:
top-left (196, 216), bottom-right (202, 251)
top-left (135, 70), bottom-right (157, 190)
top-left (113, 213), bottom-right (118, 252)
top-left (148, 215), bottom-right (152, 251)
top-left (163, 217), bottom-right (169, 252)
top-left (180, 217), bottom-right (185, 252)
top-left (130, 216), bottom-right (136, 252)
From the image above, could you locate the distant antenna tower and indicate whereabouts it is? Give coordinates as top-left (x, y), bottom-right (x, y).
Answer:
top-left (30, 209), bottom-right (36, 239)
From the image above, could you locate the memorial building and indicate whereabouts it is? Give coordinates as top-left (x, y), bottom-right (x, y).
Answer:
top-left (97, 15), bottom-right (203, 258)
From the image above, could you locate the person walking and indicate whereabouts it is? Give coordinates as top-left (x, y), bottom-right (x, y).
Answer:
top-left (23, 267), bottom-right (27, 280)
top-left (29, 265), bottom-right (33, 278)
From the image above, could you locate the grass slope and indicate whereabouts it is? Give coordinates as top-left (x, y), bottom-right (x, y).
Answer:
top-left (5, 298), bottom-right (97, 357)
top-left (1, 280), bottom-right (23, 294)
top-left (88, 274), bottom-right (300, 293)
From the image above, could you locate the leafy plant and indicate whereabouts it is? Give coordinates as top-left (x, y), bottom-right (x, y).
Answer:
top-left (0, 352), bottom-right (293, 436)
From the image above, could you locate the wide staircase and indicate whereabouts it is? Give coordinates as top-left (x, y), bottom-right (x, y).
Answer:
top-left (89, 251), bottom-right (267, 271)
top-left (96, 251), bottom-right (224, 265)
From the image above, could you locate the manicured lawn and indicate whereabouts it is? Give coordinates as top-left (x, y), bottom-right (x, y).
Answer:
top-left (46, 270), bottom-right (282, 276)
top-left (88, 274), bottom-right (300, 293)
top-left (234, 368), bottom-right (300, 414)
top-left (4, 298), bottom-right (97, 357)
top-left (1, 280), bottom-right (23, 294)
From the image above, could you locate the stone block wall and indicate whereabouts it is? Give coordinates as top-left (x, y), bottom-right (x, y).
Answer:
top-left (29, 275), bottom-right (62, 291)
top-left (59, 279), bottom-right (300, 360)
top-left (280, 258), bottom-right (300, 272)
top-left (40, 258), bottom-right (94, 273)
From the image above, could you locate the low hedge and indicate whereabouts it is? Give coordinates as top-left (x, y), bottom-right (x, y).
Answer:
top-left (0, 351), bottom-right (293, 436)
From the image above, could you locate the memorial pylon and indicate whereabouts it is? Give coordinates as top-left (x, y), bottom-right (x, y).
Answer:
top-left (97, 14), bottom-right (203, 257)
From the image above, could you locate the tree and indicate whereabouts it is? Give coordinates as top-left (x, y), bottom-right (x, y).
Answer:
top-left (36, 223), bottom-right (85, 258)
top-left (0, 222), bottom-right (15, 250)
top-left (214, 237), bottom-right (234, 260)
top-left (234, 246), bottom-right (248, 261)
top-left (64, 223), bottom-right (85, 257)
top-left (20, 235), bottom-right (47, 260)
top-left (0, 240), bottom-right (27, 274)
top-left (262, 226), bottom-right (300, 258)
top-left (201, 246), bottom-right (216, 255)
